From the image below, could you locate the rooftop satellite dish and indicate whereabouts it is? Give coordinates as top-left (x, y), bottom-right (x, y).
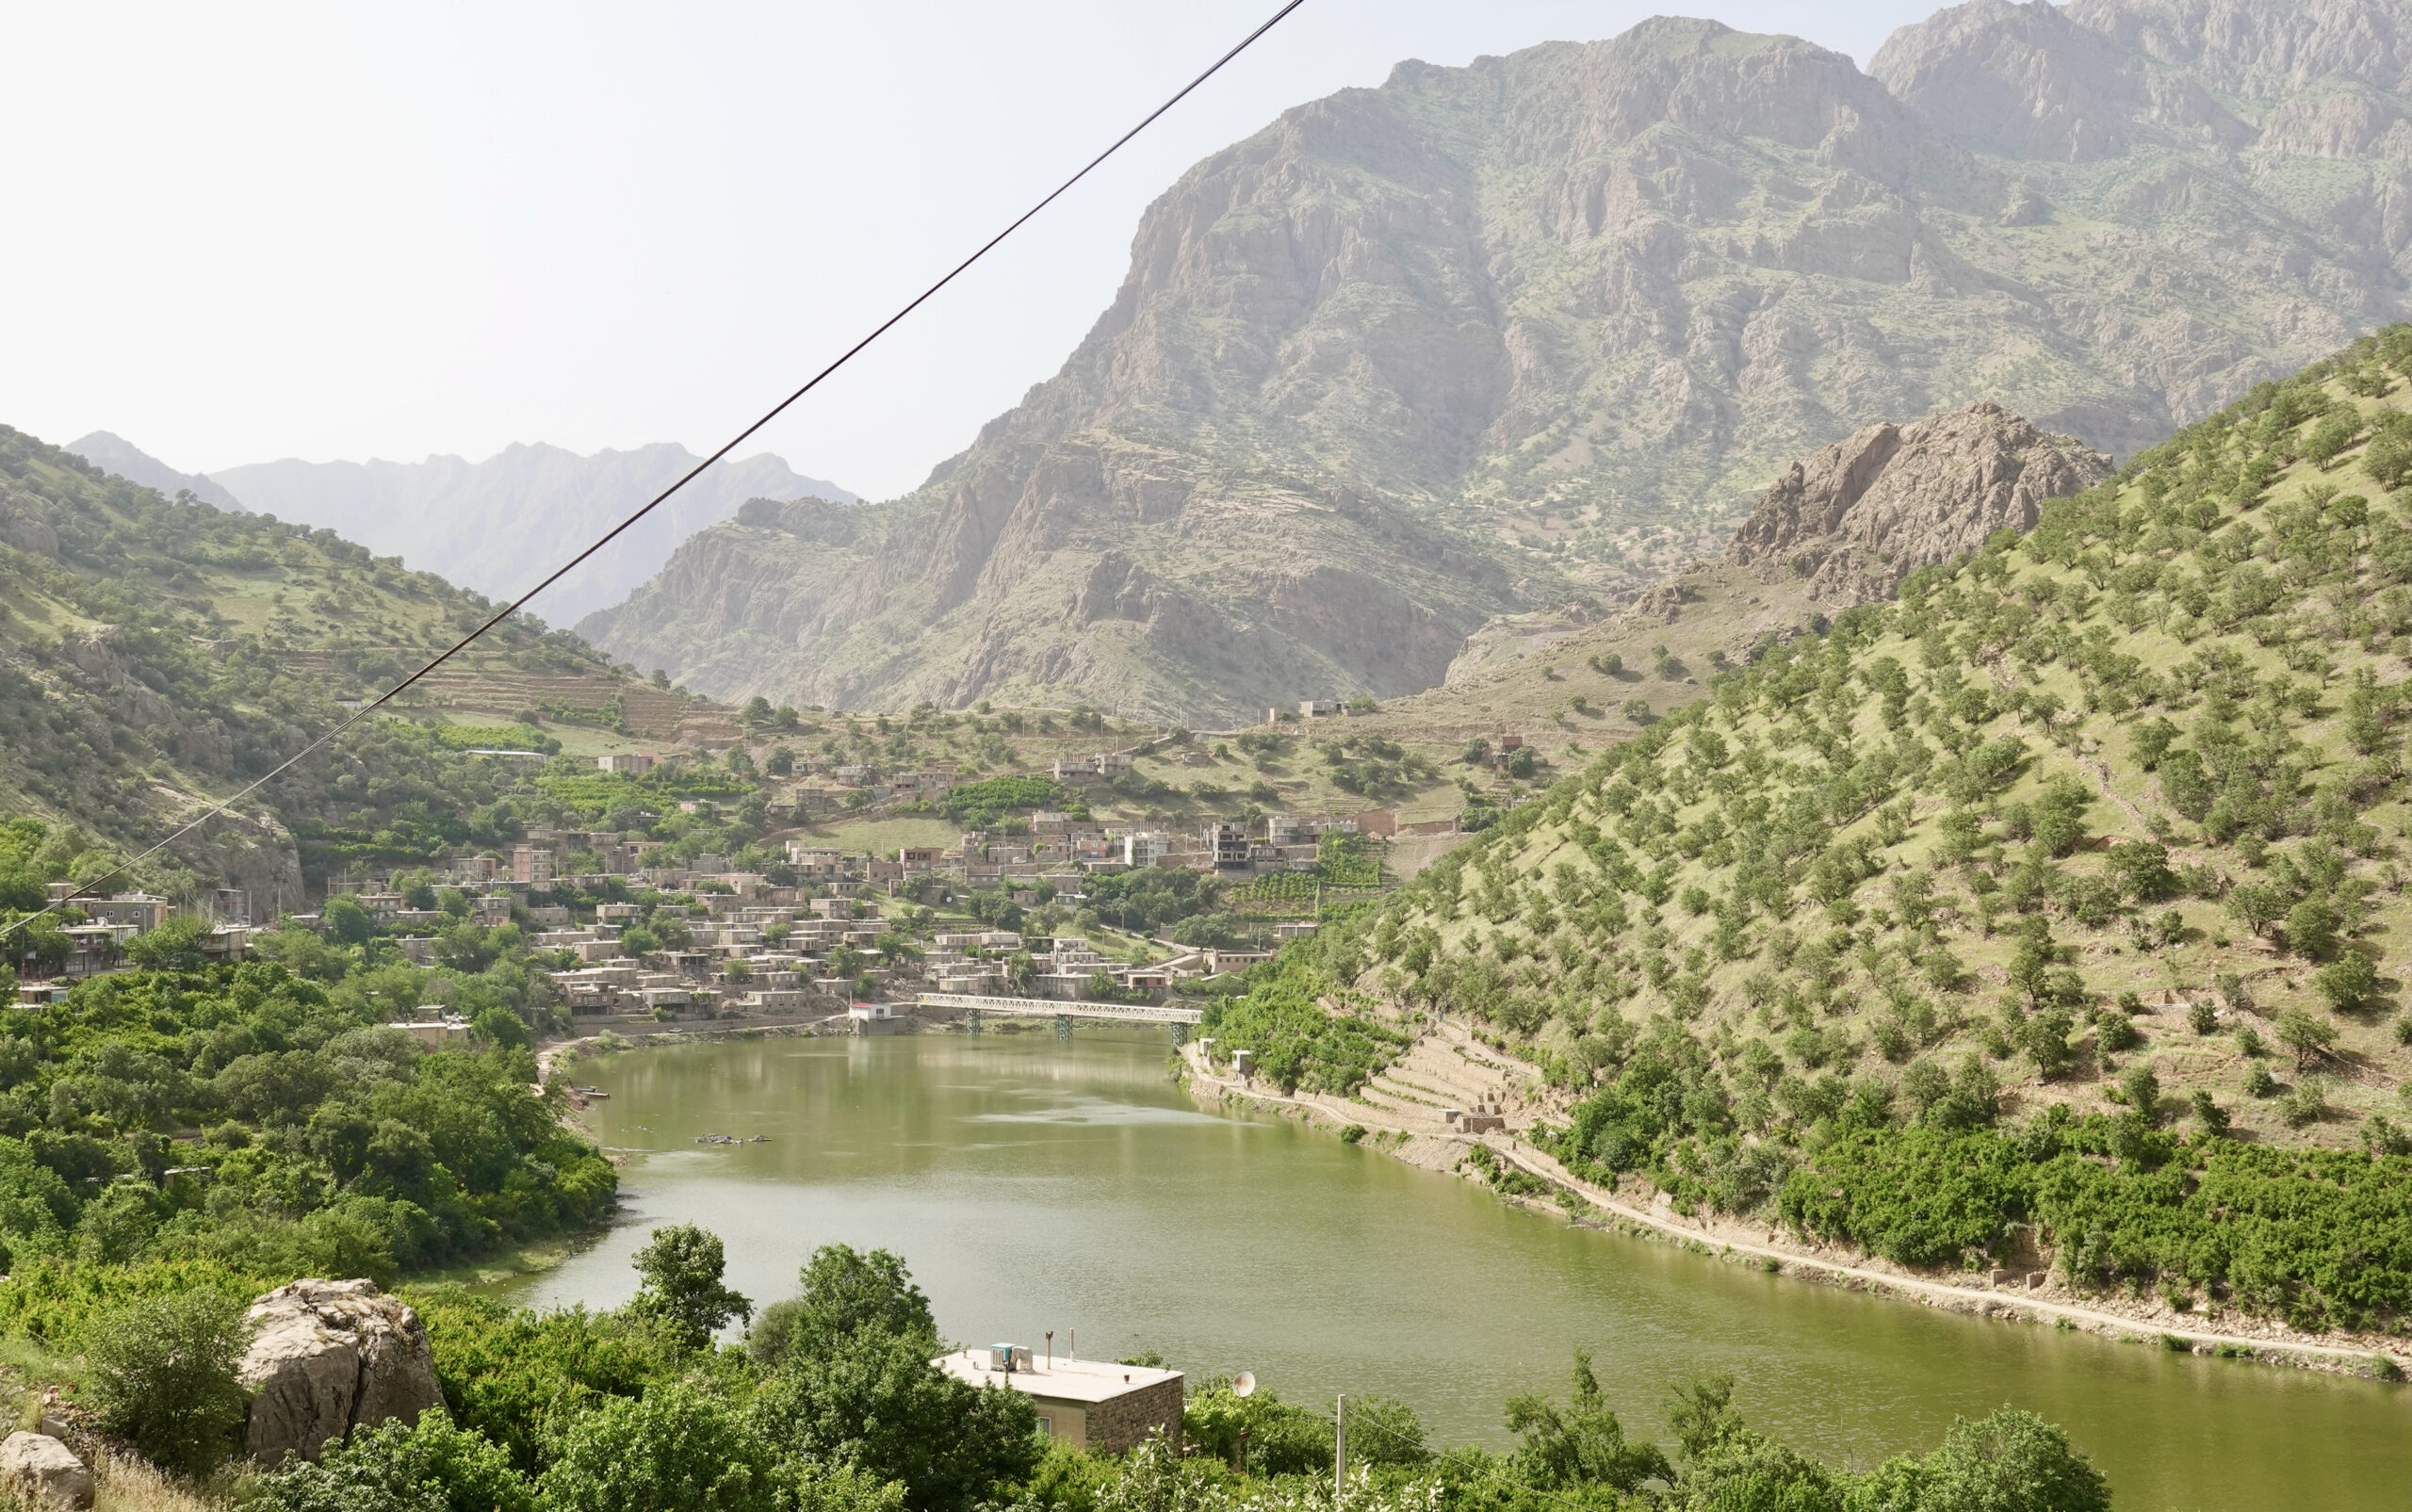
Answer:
top-left (1231, 1372), bottom-right (1256, 1398)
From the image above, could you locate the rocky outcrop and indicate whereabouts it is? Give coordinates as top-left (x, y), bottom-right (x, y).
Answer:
top-left (586, 6), bottom-right (2412, 722)
top-left (0, 1434), bottom-right (91, 1511)
top-left (238, 1279), bottom-right (446, 1467)
top-left (1726, 403), bottom-right (2112, 603)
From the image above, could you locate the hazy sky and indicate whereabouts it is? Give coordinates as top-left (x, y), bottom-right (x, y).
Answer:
top-left (8, 2), bottom-right (1937, 501)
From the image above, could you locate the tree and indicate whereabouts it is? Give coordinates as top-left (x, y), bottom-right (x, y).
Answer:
top-left (2224, 883), bottom-right (2289, 940)
top-left (325, 895), bottom-right (375, 946)
top-left (627, 1224), bottom-right (752, 1349)
top-left (16, 919), bottom-right (70, 976)
top-left (126, 915), bottom-right (206, 971)
top-left (2314, 951), bottom-right (2379, 1013)
top-left (1891, 1406), bottom-right (2110, 1512)
top-left (2020, 1010), bottom-right (2076, 1081)
top-left (471, 1006), bottom-right (530, 1049)
top-left (2106, 841), bottom-right (2178, 902)
top-left (543, 1381), bottom-right (787, 1512)
top-left (255, 1409), bottom-right (536, 1512)
top-left (2284, 897), bottom-right (2343, 961)
top-left (2274, 1006), bottom-right (2339, 1069)
top-left (78, 1289), bottom-right (253, 1476)
top-left (785, 1244), bottom-right (937, 1358)
top-left (749, 1326), bottom-right (1040, 1512)
top-left (2119, 1065), bottom-right (2162, 1126)
top-left (1504, 1350), bottom-right (1671, 1492)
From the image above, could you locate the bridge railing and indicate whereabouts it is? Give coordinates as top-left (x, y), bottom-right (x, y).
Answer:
top-left (914, 992), bottom-right (1203, 1025)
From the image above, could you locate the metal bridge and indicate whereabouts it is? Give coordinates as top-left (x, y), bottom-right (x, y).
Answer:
top-left (914, 992), bottom-right (1202, 1028)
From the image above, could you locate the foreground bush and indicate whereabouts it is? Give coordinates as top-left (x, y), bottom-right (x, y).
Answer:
top-left (77, 1289), bottom-right (251, 1477)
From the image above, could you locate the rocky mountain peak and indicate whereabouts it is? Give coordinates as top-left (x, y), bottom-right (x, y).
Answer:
top-left (584, 2), bottom-right (2412, 722)
top-left (1724, 401), bottom-right (2111, 602)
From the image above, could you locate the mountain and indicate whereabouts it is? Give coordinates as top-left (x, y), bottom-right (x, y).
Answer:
top-left (580, 1), bottom-right (2412, 724)
top-left (64, 431), bottom-right (245, 512)
top-left (1215, 327), bottom-right (2412, 1332)
top-left (0, 423), bottom-right (702, 907)
top-left (213, 443), bottom-right (856, 627)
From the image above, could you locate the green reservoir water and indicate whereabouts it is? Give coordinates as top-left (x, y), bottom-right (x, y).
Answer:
top-left (504, 1030), bottom-right (2408, 1511)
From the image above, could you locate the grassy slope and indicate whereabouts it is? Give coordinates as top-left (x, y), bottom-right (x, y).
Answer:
top-left (1353, 329), bottom-right (2412, 1154)
top-left (0, 426), bottom-right (721, 882)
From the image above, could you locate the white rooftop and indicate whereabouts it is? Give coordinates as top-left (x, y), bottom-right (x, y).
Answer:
top-left (934, 1348), bottom-right (1182, 1404)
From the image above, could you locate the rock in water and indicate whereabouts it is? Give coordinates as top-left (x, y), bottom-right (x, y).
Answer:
top-left (0, 1432), bottom-right (92, 1510)
top-left (238, 1278), bottom-right (446, 1466)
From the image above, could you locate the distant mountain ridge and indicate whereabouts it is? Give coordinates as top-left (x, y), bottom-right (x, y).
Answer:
top-left (211, 443), bottom-right (856, 626)
top-left (578, 0), bottom-right (2412, 723)
top-left (64, 432), bottom-right (245, 512)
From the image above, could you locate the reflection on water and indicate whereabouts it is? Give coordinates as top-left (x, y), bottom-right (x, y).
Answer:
top-left (502, 1031), bottom-right (2410, 1511)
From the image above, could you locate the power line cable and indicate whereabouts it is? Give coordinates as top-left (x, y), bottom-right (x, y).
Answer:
top-left (2, 0), bottom-right (1308, 944)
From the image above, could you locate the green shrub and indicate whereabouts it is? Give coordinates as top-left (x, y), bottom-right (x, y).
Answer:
top-left (76, 1289), bottom-right (253, 1476)
top-left (255, 1408), bottom-right (536, 1512)
top-left (542, 1381), bottom-right (788, 1512)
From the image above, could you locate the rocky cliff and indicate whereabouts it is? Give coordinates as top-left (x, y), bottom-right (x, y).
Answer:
top-left (1427, 398), bottom-right (2108, 706)
top-left (1725, 401), bottom-right (2112, 602)
top-left (586, 3), bottom-right (2412, 723)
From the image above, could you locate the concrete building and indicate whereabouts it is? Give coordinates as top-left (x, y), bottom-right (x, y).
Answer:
top-left (1206, 822), bottom-right (1250, 870)
top-left (387, 1015), bottom-right (473, 1049)
top-left (85, 893), bottom-right (171, 932)
top-left (596, 753), bottom-right (657, 774)
top-left (934, 1347), bottom-right (1182, 1452)
top-left (511, 846), bottom-right (555, 887)
top-left (847, 1002), bottom-right (906, 1035)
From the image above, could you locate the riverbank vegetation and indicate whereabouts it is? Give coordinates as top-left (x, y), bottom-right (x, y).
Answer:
top-left (1205, 332), bottom-right (2412, 1341)
top-left (0, 951), bottom-right (611, 1290)
top-left (16, 1230), bottom-right (2116, 1510)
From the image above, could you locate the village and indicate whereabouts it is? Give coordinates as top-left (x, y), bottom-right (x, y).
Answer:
top-left (8, 715), bottom-right (1466, 1034)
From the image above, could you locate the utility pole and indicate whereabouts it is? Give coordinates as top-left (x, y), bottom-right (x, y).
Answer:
top-left (1333, 1393), bottom-right (1346, 1496)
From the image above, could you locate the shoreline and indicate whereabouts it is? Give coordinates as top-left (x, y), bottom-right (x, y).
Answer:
top-left (1180, 1049), bottom-right (2412, 1382)
top-left (528, 1017), bottom-right (2410, 1381)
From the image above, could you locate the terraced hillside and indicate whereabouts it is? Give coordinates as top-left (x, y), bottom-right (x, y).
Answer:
top-left (1215, 329), bottom-right (2412, 1338)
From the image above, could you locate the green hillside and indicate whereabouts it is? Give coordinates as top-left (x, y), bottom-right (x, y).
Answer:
top-left (0, 426), bottom-right (696, 891)
top-left (1244, 329), bottom-right (2412, 1337)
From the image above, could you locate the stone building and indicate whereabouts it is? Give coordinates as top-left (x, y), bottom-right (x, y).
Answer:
top-left (934, 1346), bottom-right (1182, 1453)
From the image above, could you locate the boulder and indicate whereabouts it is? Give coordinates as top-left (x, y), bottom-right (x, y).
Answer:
top-left (0, 1432), bottom-right (92, 1510)
top-left (238, 1278), bottom-right (446, 1467)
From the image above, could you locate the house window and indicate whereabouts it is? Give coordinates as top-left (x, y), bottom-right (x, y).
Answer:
top-left (1035, 1417), bottom-right (1052, 1438)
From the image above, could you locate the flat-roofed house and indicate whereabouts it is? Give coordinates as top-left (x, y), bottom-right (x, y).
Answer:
top-left (933, 1346), bottom-right (1181, 1452)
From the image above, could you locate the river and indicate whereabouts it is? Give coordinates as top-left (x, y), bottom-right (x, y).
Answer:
top-left (502, 1029), bottom-right (2408, 1510)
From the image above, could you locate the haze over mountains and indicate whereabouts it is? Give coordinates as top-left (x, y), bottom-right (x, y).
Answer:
top-left (578, 0), bottom-right (2412, 724)
top-left (62, 433), bottom-right (856, 628)
top-left (209, 444), bottom-right (856, 627)
top-left (65, 431), bottom-right (246, 512)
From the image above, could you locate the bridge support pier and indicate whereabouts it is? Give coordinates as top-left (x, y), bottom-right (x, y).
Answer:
top-left (1170, 1021), bottom-right (1188, 1048)
top-left (1055, 1015), bottom-right (1072, 1042)
top-left (966, 1009), bottom-right (981, 1034)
